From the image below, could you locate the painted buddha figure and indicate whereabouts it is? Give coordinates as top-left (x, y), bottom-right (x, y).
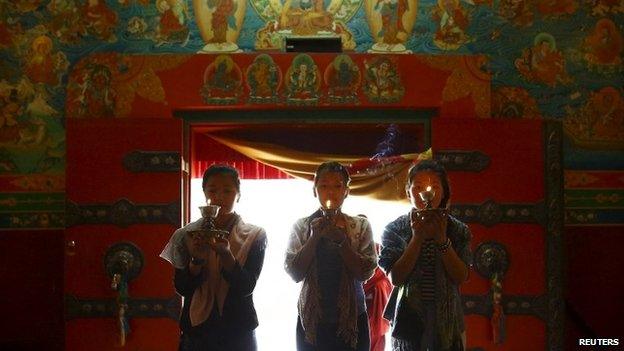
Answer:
top-left (279, 0), bottom-right (333, 35)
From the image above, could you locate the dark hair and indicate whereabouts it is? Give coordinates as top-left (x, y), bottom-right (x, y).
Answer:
top-left (202, 164), bottom-right (241, 192)
top-left (314, 161), bottom-right (350, 186)
top-left (406, 160), bottom-right (450, 208)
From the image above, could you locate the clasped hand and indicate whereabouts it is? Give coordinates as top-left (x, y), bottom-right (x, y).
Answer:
top-left (310, 217), bottom-right (347, 245)
top-left (410, 208), bottom-right (448, 244)
top-left (185, 231), bottom-right (231, 259)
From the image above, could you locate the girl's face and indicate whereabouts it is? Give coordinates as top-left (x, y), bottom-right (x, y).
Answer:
top-left (407, 170), bottom-right (445, 210)
top-left (203, 173), bottom-right (239, 216)
top-left (314, 171), bottom-right (349, 210)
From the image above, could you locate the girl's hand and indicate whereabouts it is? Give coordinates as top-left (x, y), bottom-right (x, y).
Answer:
top-left (429, 210), bottom-right (449, 244)
top-left (185, 232), bottom-right (210, 259)
top-left (325, 225), bottom-right (347, 244)
top-left (208, 236), bottom-right (231, 256)
top-left (310, 217), bottom-right (330, 239)
top-left (409, 208), bottom-right (427, 243)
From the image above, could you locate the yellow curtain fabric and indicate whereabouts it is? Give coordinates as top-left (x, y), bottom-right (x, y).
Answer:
top-left (207, 133), bottom-right (431, 202)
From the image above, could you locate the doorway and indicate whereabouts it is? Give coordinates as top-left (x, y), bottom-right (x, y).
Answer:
top-left (182, 108), bottom-right (433, 350)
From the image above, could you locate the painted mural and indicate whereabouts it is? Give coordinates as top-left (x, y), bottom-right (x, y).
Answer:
top-left (0, 0), bottom-right (623, 228)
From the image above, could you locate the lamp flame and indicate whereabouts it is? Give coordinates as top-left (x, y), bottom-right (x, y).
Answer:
top-left (426, 185), bottom-right (432, 192)
top-left (326, 200), bottom-right (332, 209)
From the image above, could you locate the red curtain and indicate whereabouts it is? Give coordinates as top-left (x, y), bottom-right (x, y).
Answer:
top-left (191, 131), bottom-right (292, 179)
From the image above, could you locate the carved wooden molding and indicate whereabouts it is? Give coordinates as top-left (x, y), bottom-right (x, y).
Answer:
top-left (65, 293), bottom-right (545, 322)
top-left (544, 121), bottom-right (564, 351)
top-left (462, 294), bottom-right (547, 321)
top-left (65, 295), bottom-right (180, 321)
top-left (122, 151), bottom-right (180, 173)
top-left (436, 150), bottom-right (490, 172)
top-left (451, 200), bottom-right (545, 227)
top-left (66, 199), bottom-right (179, 228)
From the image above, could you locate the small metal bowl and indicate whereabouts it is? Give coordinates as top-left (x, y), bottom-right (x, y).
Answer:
top-left (187, 229), bottom-right (229, 241)
top-left (199, 205), bottom-right (220, 219)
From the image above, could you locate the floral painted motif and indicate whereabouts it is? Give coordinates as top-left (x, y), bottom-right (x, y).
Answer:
top-left (66, 54), bottom-right (189, 118)
top-left (536, 0), bottom-right (578, 16)
top-left (47, 0), bottom-right (86, 44)
top-left (586, 0), bottom-right (624, 16)
top-left (498, 0), bottom-right (534, 26)
top-left (492, 86), bottom-right (542, 119)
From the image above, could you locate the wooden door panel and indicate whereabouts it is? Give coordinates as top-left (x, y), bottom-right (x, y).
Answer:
top-left (66, 119), bottom-right (181, 203)
top-left (432, 118), bottom-right (554, 350)
top-left (65, 319), bottom-right (179, 350)
top-left (64, 226), bottom-right (176, 297)
top-left (65, 118), bottom-right (182, 350)
top-left (470, 224), bottom-right (546, 294)
top-left (434, 119), bottom-right (545, 203)
top-left (465, 315), bottom-right (546, 349)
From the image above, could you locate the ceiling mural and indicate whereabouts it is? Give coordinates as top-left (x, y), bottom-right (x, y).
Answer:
top-left (0, 0), bottom-right (622, 227)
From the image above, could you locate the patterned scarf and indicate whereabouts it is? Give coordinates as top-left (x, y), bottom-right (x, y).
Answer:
top-left (189, 213), bottom-right (260, 327)
top-left (298, 211), bottom-right (360, 348)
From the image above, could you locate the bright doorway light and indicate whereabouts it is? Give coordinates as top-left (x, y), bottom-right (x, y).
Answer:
top-left (190, 178), bottom-right (408, 350)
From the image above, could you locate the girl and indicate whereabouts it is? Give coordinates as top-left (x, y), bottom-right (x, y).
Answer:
top-left (161, 165), bottom-right (267, 351)
top-left (379, 160), bottom-right (472, 351)
top-left (285, 161), bottom-right (377, 351)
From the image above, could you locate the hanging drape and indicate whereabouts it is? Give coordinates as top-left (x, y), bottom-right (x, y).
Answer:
top-left (191, 131), bottom-right (292, 179)
top-left (202, 127), bottom-right (431, 202)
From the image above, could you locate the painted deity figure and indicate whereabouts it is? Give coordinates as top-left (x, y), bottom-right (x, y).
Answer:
top-left (564, 87), bottom-right (623, 145)
top-left (432, 0), bottom-right (470, 50)
top-left (587, 87), bottom-right (623, 140)
top-left (201, 55), bottom-right (242, 103)
top-left (279, 0), bottom-right (334, 35)
top-left (325, 55), bottom-right (360, 102)
top-left (363, 57), bottom-right (404, 102)
top-left (375, 0), bottom-right (409, 45)
top-left (24, 36), bottom-right (57, 86)
top-left (156, 0), bottom-right (189, 44)
top-left (293, 64), bottom-right (314, 90)
top-left (584, 18), bottom-right (623, 68)
top-left (286, 54), bottom-right (319, 102)
top-left (247, 55), bottom-right (280, 100)
top-left (76, 64), bottom-right (115, 118)
top-left (250, 62), bottom-right (274, 96)
top-left (82, 0), bottom-right (118, 42)
top-left (210, 60), bottom-right (238, 91)
top-left (207, 0), bottom-right (237, 43)
top-left (372, 61), bottom-right (392, 93)
top-left (515, 33), bottom-right (570, 86)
